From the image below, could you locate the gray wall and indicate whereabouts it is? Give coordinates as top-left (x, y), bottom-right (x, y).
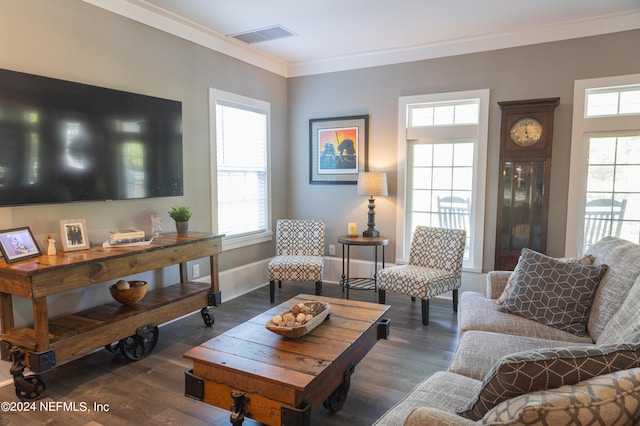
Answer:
top-left (0, 0), bottom-right (287, 274)
top-left (288, 30), bottom-right (640, 272)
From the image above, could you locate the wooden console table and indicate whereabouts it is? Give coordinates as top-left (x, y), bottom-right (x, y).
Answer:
top-left (0, 232), bottom-right (222, 400)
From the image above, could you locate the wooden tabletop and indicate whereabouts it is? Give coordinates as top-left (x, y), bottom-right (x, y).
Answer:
top-left (338, 235), bottom-right (389, 246)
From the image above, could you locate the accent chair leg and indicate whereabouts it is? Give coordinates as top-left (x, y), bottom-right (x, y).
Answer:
top-left (269, 280), bottom-right (275, 303)
top-left (421, 299), bottom-right (430, 326)
top-left (453, 289), bottom-right (459, 313)
top-left (378, 289), bottom-right (386, 304)
top-left (315, 281), bottom-right (322, 296)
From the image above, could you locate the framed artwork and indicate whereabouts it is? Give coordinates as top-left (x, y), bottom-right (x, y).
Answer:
top-left (0, 226), bottom-right (42, 263)
top-left (309, 115), bottom-right (368, 184)
top-left (59, 219), bottom-right (90, 252)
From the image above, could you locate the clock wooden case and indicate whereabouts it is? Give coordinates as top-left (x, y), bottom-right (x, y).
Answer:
top-left (495, 97), bottom-right (560, 270)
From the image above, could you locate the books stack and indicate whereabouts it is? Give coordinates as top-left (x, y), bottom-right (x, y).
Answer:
top-left (104, 229), bottom-right (152, 247)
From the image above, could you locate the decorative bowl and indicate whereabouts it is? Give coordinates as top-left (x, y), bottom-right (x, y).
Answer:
top-left (266, 301), bottom-right (331, 338)
top-left (109, 280), bottom-right (147, 305)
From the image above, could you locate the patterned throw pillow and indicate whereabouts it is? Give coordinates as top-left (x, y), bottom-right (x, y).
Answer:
top-left (498, 248), bottom-right (607, 336)
top-left (457, 340), bottom-right (640, 421)
top-left (480, 368), bottom-right (640, 425)
top-left (495, 253), bottom-right (594, 305)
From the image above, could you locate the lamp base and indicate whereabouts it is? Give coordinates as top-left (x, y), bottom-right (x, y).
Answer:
top-left (362, 229), bottom-right (380, 238)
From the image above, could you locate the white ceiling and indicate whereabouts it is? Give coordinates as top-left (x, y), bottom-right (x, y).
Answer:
top-left (84, 0), bottom-right (640, 77)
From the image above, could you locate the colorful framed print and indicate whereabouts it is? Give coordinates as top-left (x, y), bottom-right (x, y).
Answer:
top-left (309, 115), bottom-right (368, 184)
top-left (59, 219), bottom-right (90, 252)
top-left (0, 226), bottom-right (42, 263)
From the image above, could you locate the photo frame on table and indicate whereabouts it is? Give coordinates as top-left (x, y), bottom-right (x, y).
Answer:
top-left (0, 226), bottom-right (42, 263)
top-left (59, 219), bottom-right (90, 252)
top-left (309, 115), bottom-right (368, 184)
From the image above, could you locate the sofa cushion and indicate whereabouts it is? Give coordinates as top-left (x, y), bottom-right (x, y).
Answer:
top-left (585, 237), bottom-right (640, 342)
top-left (372, 371), bottom-right (480, 426)
top-left (598, 274), bottom-right (640, 345)
top-left (456, 340), bottom-right (640, 421)
top-left (498, 248), bottom-right (607, 336)
top-left (480, 368), bottom-right (640, 425)
top-left (495, 254), bottom-right (594, 305)
top-left (449, 330), bottom-right (595, 381)
top-left (458, 292), bottom-right (593, 344)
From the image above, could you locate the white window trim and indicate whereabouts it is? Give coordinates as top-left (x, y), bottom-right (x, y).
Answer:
top-left (565, 73), bottom-right (640, 257)
top-left (209, 88), bottom-right (273, 251)
top-left (396, 89), bottom-right (489, 272)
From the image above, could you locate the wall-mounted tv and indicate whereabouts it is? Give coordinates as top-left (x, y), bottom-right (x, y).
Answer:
top-left (0, 68), bottom-right (183, 207)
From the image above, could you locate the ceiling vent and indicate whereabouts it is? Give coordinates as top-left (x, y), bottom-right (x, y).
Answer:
top-left (230, 25), bottom-right (296, 44)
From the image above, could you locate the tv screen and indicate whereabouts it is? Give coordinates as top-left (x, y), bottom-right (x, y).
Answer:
top-left (0, 68), bottom-right (183, 207)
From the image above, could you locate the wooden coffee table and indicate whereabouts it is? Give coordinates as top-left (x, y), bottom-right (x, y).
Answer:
top-left (183, 294), bottom-right (390, 425)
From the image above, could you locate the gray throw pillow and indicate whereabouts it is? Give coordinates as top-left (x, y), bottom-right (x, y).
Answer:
top-left (457, 339), bottom-right (640, 421)
top-left (499, 248), bottom-right (607, 336)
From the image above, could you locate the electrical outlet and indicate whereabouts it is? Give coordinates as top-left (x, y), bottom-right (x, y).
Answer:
top-left (329, 245), bottom-right (336, 256)
top-left (192, 264), bottom-right (200, 279)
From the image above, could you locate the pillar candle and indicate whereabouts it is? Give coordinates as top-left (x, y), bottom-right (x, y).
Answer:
top-left (348, 222), bottom-right (357, 236)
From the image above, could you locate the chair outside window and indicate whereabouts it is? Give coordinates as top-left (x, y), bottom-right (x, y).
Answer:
top-left (437, 196), bottom-right (470, 231)
top-left (584, 198), bottom-right (627, 248)
top-left (268, 219), bottom-right (325, 303)
top-left (377, 226), bottom-right (466, 325)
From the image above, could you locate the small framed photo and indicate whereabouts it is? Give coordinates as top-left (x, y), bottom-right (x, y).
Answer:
top-left (59, 219), bottom-right (90, 252)
top-left (0, 227), bottom-right (42, 263)
top-left (309, 115), bottom-right (368, 184)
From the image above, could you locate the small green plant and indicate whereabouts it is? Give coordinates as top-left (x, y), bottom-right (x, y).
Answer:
top-left (168, 205), bottom-right (192, 222)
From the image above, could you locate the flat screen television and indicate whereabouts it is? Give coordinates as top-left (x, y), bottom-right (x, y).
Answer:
top-left (0, 68), bottom-right (183, 207)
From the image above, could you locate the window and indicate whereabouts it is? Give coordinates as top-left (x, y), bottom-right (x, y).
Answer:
top-left (210, 89), bottom-right (272, 250)
top-left (566, 75), bottom-right (640, 255)
top-left (397, 89), bottom-right (489, 271)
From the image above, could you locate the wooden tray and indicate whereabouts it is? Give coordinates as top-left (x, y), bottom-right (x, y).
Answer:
top-left (265, 301), bottom-right (331, 338)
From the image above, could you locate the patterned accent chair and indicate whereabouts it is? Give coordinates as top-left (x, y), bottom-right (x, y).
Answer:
top-left (268, 219), bottom-right (325, 303)
top-left (377, 226), bottom-right (466, 325)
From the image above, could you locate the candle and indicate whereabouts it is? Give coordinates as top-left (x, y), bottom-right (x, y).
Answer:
top-left (348, 222), bottom-right (357, 236)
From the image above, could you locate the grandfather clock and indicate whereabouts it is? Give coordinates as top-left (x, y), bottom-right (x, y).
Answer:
top-left (495, 98), bottom-right (559, 270)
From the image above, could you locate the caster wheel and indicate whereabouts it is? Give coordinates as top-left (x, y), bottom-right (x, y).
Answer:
top-left (119, 325), bottom-right (159, 361)
top-left (323, 364), bottom-right (354, 412)
top-left (15, 374), bottom-right (46, 401)
top-left (201, 307), bottom-right (215, 327)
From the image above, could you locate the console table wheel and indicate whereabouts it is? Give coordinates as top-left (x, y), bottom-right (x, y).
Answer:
top-left (323, 364), bottom-right (355, 412)
top-left (15, 374), bottom-right (46, 401)
top-left (118, 325), bottom-right (159, 361)
top-left (201, 307), bottom-right (215, 326)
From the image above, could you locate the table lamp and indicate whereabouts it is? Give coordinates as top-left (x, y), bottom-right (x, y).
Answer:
top-left (357, 172), bottom-right (388, 237)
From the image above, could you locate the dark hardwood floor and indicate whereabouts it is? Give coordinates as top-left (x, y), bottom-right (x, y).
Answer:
top-left (0, 282), bottom-right (459, 425)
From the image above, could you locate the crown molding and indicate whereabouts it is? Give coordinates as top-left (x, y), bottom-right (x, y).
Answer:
top-left (83, 1), bottom-right (640, 78)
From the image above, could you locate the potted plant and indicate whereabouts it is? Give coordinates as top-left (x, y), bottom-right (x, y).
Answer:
top-left (169, 206), bottom-right (192, 235)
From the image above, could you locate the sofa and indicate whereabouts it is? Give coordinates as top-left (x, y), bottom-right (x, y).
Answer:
top-left (374, 237), bottom-right (640, 425)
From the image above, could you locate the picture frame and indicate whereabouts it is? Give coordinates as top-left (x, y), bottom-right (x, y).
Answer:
top-left (0, 226), bottom-right (42, 263)
top-left (59, 219), bottom-right (90, 252)
top-left (309, 115), bottom-right (368, 184)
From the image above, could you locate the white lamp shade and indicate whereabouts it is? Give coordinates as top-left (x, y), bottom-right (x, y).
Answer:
top-left (357, 172), bottom-right (388, 197)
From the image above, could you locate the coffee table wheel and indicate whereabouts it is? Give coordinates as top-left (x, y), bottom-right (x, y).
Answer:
top-left (323, 364), bottom-right (355, 412)
top-left (201, 307), bottom-right (215, 327)
top-left (15, 374), bottom-right (46, 401)
top-left (119, 325), bottom-right (159, 361)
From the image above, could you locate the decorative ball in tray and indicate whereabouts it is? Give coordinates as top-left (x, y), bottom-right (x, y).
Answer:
top-left (266, 301), bottom-right (331, 338)
top-left (109, 280), bottom-right (147, 305)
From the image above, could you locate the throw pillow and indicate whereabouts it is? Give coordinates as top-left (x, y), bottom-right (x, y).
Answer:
top-left (457, 340), bottom-right (640, 421)
top-left (495, 253), bottom-right (594, 305)
top-left (480, 368), bottom-right (640, 425)
top-left (498, 248), bottom-right (607, 336)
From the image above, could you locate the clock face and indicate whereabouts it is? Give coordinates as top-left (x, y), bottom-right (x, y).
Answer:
top-left (510, 118), bottom-right (542, 146)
